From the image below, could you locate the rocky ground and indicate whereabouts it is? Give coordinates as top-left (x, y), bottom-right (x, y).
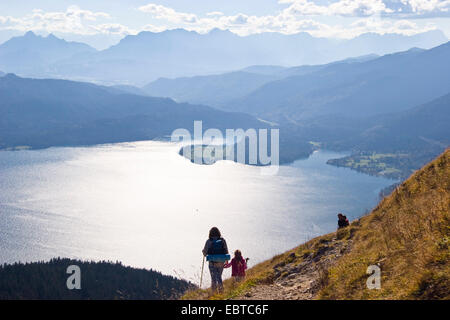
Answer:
top-left (238, 237), bottom-right (352, 300)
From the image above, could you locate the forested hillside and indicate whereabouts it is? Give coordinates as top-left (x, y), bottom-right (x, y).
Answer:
top-left (0, 258), bottom-right (193, 300)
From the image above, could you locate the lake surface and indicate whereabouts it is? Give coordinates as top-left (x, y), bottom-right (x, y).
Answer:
top-left (0, 141), bottom-right (394, 285)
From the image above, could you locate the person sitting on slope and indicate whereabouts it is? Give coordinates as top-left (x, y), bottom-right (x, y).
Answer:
top-left (337, 213), bottom-right (350, 229)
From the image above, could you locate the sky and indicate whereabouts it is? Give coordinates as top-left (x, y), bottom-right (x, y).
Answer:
top-left (0, 0), bottom-right (449, 49)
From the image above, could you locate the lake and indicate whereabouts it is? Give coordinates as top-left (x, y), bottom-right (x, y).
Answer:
top-left (0, 141), bottom-right (394, 285)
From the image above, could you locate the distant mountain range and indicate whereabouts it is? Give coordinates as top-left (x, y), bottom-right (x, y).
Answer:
top-left (324, 92), bottom-right (450, 179)
top-left (0, 40), bottom-right (448, 178)
top-left (0, 73), bottom-right (264, 149)
top-left (143, 54), bottom-right (380, 108)
top-left (0, 29), bottom-right (447, 85)
top-left (0, 31), bottom-right (95, 77)
top-left (0, 73), bottom-right (322, 163)
top-left (159, 41), bottom-right (449, 122)
top-left (144, 70), bottom-right (281, 107)
top-left (353, 92), bottom-right (450, 152)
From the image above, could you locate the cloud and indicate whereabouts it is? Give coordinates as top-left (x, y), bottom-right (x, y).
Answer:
top-left (91, 23), bottom-right (136, 35)
top-left (227, 14), bottom-right (249, 25)
top-left (0, 5), bottom-right (114, 35)
top-left (280, 0), bottom-right (450, 18)
top-left (206, 11), bottom-right (224, 17)
top-left (65, 5), bottom-right (110, 21)
top-left (387, 0), bottom-right (450, 18)
top-left (0, 3), bottom-right (443, 40)
top-left (138, 3), bottom-right (198, 24)
top-left (348, 17), bottom-right (436, 35)
top-left (281, 0), bottom-right (392, 17)
top-left (141, 24), bottom-right (167, 33)
top-left (136, 2), bottom-right (438, 38)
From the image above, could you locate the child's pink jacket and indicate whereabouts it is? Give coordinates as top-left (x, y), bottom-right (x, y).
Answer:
top-left (224, 257), bottom-right (247, 277)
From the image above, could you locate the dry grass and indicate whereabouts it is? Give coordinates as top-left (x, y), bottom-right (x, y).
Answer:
top-left (182, 250), bottom-right (293, 300)
top-left (182, 237), bottom-right (333, 300)
top-left (319, 149), bottom-right (449, 299)
top-left (183, 149), bottom-right (450, 300)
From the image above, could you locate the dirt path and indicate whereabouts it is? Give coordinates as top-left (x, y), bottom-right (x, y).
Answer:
top-left (238, 237), bottom-right (351, 300)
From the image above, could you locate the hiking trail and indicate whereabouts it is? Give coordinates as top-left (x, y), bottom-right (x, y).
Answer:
top-left (237, 237), bottom-right (351, 300)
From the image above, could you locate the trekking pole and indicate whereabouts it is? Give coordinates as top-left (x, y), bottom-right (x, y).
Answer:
top-left (200, 256), bottom-right (205, 289)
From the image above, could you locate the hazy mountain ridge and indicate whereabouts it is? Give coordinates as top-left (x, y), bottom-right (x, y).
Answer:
top-left (225, 41), bottom-right (450, 121)
top-left (0, 31), bottom-right (96, 76)
top-left (240, 65), bottom-right (288, 75)
top-left (142, 54), bottom-right (381, 108)
top-left (111, 84), bottom-right (149, 96)
top-left (0, 74), bottom-right (265, 149)
top-left (0, 29), bottom-right (446, 85)
top-left (1, 41), bottom-right (448, 180)
top-left (353, 92), bottom-right (450, 152)
top-left (143, 42), bottom-right (450, 123)
top-left (143, 71), bottom-right (281, 107)
top-left (313, 92), bottom-right (450, 179)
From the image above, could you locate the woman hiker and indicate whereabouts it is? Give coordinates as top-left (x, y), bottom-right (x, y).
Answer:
top-left (202, 227), bottom-right (230, 293)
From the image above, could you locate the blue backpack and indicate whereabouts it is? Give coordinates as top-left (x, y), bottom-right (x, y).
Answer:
top-left (206, 238), bottom-right (230, 262)
top-left (208, 238), bottom-right (226, 255)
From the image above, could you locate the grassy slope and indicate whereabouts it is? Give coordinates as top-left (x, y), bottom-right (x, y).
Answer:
top-left (321, 148), bottom-right (449, 299)
top-left (184, 149), bottom-right (449, 300)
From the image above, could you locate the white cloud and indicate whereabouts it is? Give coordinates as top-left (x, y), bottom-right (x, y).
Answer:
top-left (91, 23), bottom-right (136, 35)
top-left (141, 23), bottom-right (167, 33)
top-left (279, 0), bottom-right (450, 18)
top-left (206, 11), bottom-right (224, 17)
top-left (280, 0), bottom-right (393, 17)
top-left (348, 17), bottom-right (436, 36)
top-left (0, 5), bottom-right (114, 35)
top-left (65, 5), bottom-right (110, 21)
top-left (0, 3), bottom-right (444, 40)
top-left (227, 14), bottom-right (249, 25)
top-left (136, 2), bottom-right (437, 38)
top-left (138, 3), bottom-right (198, 24)
top-left (393, 0), bottom-right (450, 17)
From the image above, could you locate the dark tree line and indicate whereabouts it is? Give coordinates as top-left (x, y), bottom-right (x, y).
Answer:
top-left (0, 258), bottom-right (194, 300)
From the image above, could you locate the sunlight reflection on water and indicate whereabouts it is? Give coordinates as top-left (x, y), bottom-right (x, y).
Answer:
top-left (0, 141), bottom-right (393, 285)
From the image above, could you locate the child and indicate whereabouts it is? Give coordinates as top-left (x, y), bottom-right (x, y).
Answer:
top-left (224, 250), bottom-right (248, 282)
